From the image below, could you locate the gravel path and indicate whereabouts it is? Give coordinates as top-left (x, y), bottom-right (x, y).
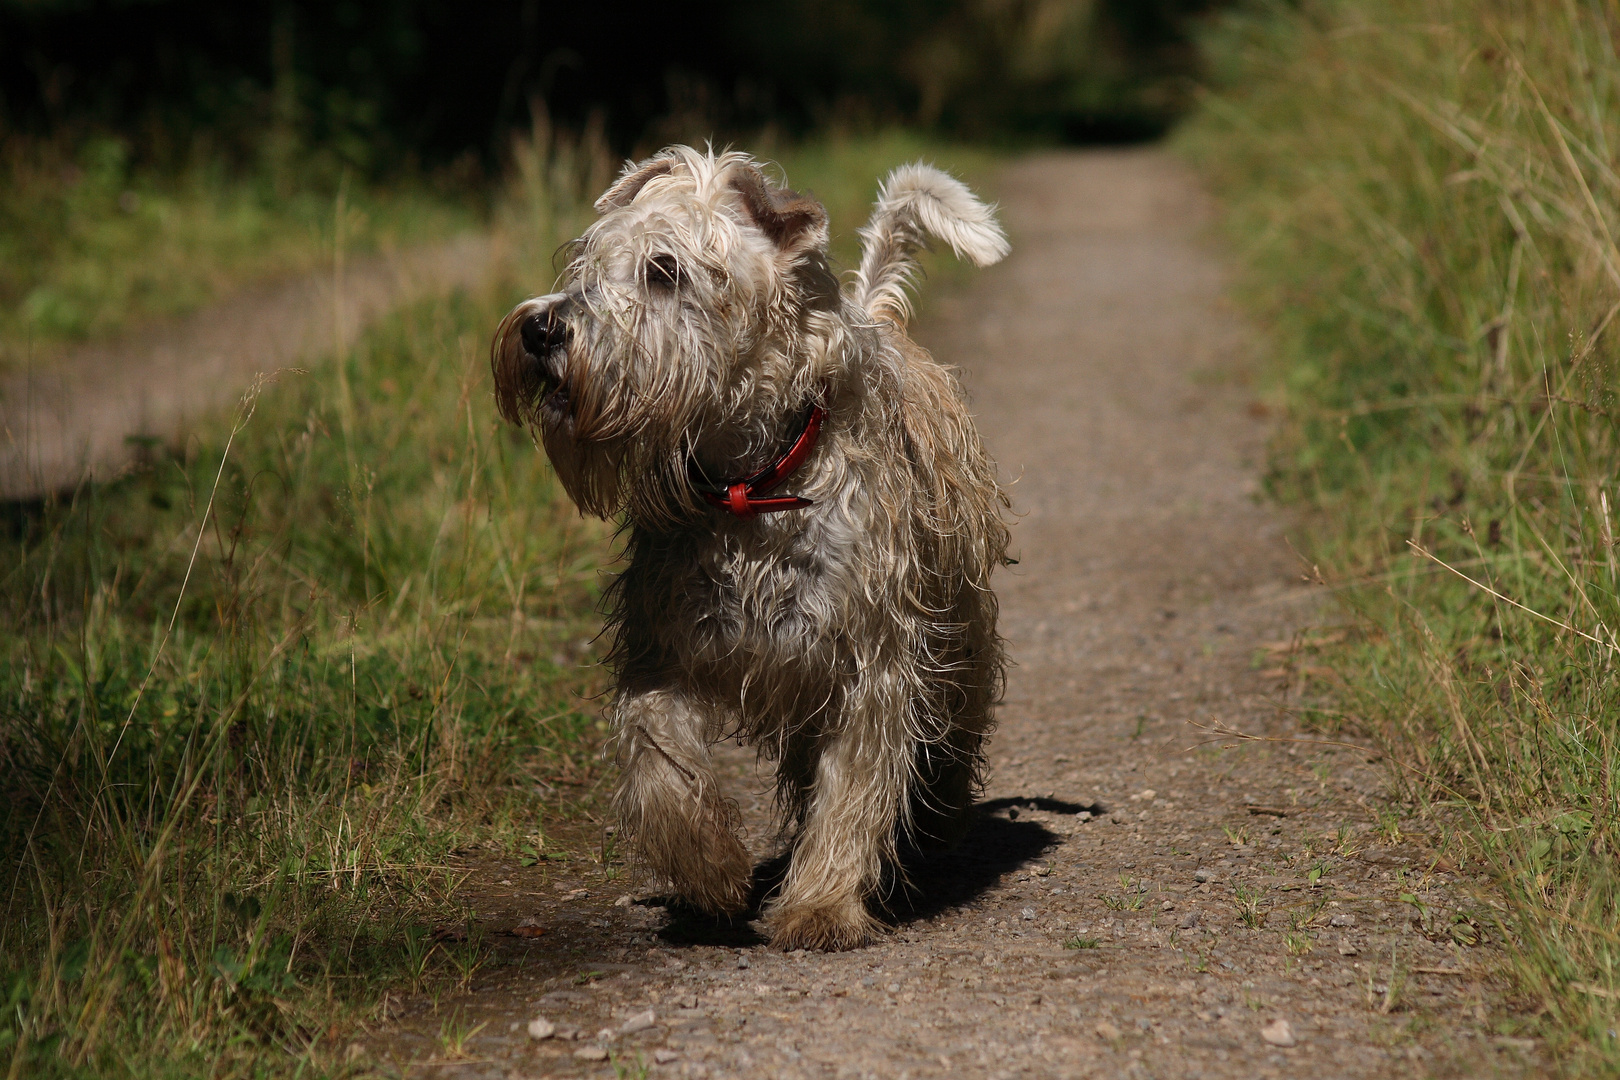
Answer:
top-left (364, 150), bottom-right (1531, 1079)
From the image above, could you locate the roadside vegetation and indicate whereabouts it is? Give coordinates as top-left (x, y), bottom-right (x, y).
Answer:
top-left (1186, 0), bottom-right (1620, 1071)
top-left (0, 133), bottom-right (475, 363)
top-left (0, 125), bottom-right (994, 1078)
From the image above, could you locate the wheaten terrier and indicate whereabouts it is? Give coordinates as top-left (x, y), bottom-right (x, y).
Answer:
top-left (492, 145), bottom-right (1010, 950)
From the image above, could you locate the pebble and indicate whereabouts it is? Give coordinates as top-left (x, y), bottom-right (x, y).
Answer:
top-left (1095, 1020), bottom-right (1122, 1040)
top-left (620, 1009), bottom-right (656, 1034)
top-left (1330, 913), bottom-right (1355, 927)
top-left (574, 1045), bottom-right (609, 1061)
top-left (1161, 900), bottom-right (1175, 912)
top-left (614, 894), bottom-right (634, 907)
top-left (1338, 940), bottom-right (1359, 956)
top-left (1021, 907), bottom-right (1036, 921)
top-left (654, 1049), bottom-right (680, 1064)
top-left (1259, 1018), bottom-right (1297, 1047)
top-left (526, 1017), bottom-right (556, 1040)
top-left (1178, 911), bottom-right (1201, 930)
top-left (737, 956), bottom-right (751, 969)
top-left (1194, 869), bottom-right (1213, 883)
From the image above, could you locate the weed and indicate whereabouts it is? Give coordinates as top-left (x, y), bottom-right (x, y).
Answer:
top-left (436, 1008), bottom-right (488, 1061)
top-left (402, 924), bottom-right (437, 993)
top-left (612, 1052), bottom-right (651, 1080)
top-left (1102, 875), bottom-right (1147, 911)
top-left (1286, 932), bottom-right (1314, 957)
top-left (1287, 903), bottom-right (1325, 933)
top-left (1222, 825), bottom-right (1250, 847)
top-left (1064, 936), bottom-right (1101, 950)
top-left (1233, 885), bottom-right (1266, 929)
top-left (1366, 948), bottom-right (1406, 1015)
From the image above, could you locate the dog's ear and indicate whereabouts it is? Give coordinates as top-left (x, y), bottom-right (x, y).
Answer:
top-left (729, 165), bottom-right (828, 253)
top-left (595, 156), bottom-right (676, 213)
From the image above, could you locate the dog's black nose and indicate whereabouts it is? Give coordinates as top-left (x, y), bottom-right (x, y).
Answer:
top-left (520, 307), bottom-right (569, 362)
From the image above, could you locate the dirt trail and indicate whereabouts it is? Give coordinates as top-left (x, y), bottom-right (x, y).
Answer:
top-left (367, 151), bottom-right (1531, 1079)
top-left (0, 233), bottom-right (491, 500)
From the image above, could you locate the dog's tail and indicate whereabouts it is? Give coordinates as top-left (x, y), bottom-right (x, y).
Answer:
top-left (853, 163), bottom-right (1009, 326)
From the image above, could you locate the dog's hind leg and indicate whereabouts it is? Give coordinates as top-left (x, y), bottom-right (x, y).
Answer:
top-left (612, 690), bottom-right (753, 915)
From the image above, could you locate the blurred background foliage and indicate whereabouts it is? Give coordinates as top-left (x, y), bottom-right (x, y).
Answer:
top-left (0, 0), bottom-right (1227, 175)
top-left (0, 0), bottom-right (1231, 349)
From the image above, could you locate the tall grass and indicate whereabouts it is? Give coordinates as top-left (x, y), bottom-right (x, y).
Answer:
top-left (1186, 0), bottom-right (1620, 1069)
top-left (0, 124), bottom-right (614, 1077)
top-left (0, 124), bottom-right (999, 1077)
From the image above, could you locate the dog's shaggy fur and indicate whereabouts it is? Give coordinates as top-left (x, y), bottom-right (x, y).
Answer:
top-left (492, 146), bottom-right (1010, 950)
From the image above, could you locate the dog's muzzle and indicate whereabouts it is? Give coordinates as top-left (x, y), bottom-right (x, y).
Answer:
top-left (518, 298), bottom-right (570, 402)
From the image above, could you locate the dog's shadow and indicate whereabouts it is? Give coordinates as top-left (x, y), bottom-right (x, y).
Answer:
top-left (652, 795), bottom-right (1102, 946)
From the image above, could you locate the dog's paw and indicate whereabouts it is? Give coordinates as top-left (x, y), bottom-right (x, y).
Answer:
top-left (672, 866), bottom-right (752, 918)
top-left (767, 900), bottom-right (883, 952)
top-left (666, 830), bottom-right (754, 917)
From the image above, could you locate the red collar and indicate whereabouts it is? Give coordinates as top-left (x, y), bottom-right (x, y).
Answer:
top-left (689, 394), bottom-right (827, 519)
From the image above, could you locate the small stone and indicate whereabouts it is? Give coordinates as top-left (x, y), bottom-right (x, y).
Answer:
top-left (1330, 913), bottom-right (1355, 927)
top-left (574, 1045), bottom-right (609, 1061)
top-left (498, 879), bottom-right (513, 886)
top-left (1337, 940), bottom-right (1358, 956)
top-left (1260, 1018), bottom-right (1297, 1047)
top-left (737, 955), bottom-right (750, 969)
top-left (653, 1049), bottom-right (680, 1064)
top-left (1095, 1020), bottom-right (1122, 1040)
top-left (1078, 810), bottom-right (1093, 822)
top-left (886, 982), bottom-right (901, 994)
top-left (614, 894), bottom-right (634, 907)
top-left (621, 1009), bottom-right (656, 1034)
top-left (1140, 789), bottom-right (1157, 801)
top-left (1136, 1018), bottom-right (1152, 1031)
top-left (1161, 901), bottom-right (1175, 912)
top-left (527, 1017), bottom-right (556, 1040)
top-left (1194, 869), bottom-right (1213, 883)
top-left (1178, 911), bottom-right (1201, 930)
top-left (596, 1028), bottom-right (615, 1042)
top-left (1021, 907), bottom-right (1036, 921)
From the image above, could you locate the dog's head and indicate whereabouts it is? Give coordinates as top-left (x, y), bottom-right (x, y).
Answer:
top-left (493, 146), bottom-right (841, 523)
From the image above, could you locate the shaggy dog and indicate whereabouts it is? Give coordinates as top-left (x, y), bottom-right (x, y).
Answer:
top-left (492, 146), bottom-right (1010, 950)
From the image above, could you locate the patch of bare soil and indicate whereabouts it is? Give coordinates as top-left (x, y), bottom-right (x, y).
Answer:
top-left (0, 234), bottom-right (491, 499)
top-left (358, 151), bottom-right (1532, 1079)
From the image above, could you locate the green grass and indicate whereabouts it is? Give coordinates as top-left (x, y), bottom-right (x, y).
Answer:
top-left (1184, 0), bottom-right (1620, 1070)
top-left (0, 126), bottom-right (1000, 1077)
top-left (0, 133), bottom-right (475, 362)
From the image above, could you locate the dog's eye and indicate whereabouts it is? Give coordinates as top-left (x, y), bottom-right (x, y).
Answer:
top-left (646, 253), bottom-right (681, 288)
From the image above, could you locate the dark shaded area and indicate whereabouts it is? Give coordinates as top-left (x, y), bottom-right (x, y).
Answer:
top-left (653, 900), bottom-right (770, 949)
top-left (882, 796), bottom-right (1108, 923)
top-left (979, 795), bottom-right (1105, 817)
top-left (0, 0), bottom-right (1232, 173)
top-left (647, 795), bottom-right (1099, 946)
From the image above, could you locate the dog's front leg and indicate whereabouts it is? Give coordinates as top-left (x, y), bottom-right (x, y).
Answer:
top-left (612, 690), bottom-right (753, 915)
top-left (766, 682), bottom-right (908, 951)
